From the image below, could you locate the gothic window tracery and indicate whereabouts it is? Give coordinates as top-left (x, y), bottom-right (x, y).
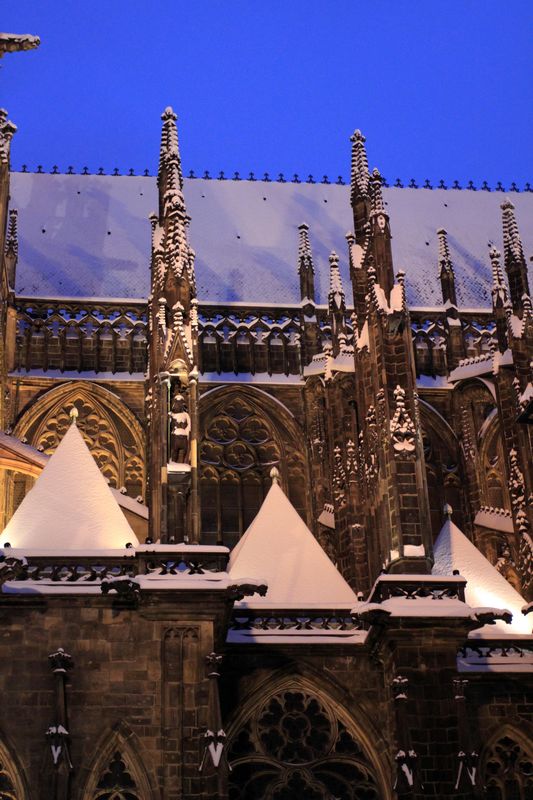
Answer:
top-left (199, 392), bottom-right (306, 546)
top-left (14, 386), bottom-right (145, 501)
top-left (482, 734), bottom-right (533, 800)
top-left (228, 690), bottom-right (381, 800)
top-left (0, 741), bottom-right (27, 800)
top-left (89, 751), bottom-right (141, 800)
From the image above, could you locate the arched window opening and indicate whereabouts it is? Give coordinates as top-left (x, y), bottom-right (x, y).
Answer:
top-left (199, 391), bottom-right (306, 547)
top-left (0, 739), bottom-right (28, 800)
top-left (228, 689), bottom-right (382, 800)
top-left (483, 734), bottom-right (533, 800)
top-left (92, 751), bottom-right (141, 800)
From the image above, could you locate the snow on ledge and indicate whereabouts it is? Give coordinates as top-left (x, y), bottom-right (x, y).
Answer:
top-left (474, 506), bottom-right (514, 533)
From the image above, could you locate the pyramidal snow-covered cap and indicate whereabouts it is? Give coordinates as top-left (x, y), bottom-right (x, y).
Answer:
top-left (0, 416), bottom-right (138, 551)
top-left (229, 480), bottom-right (357, 608)
top-left (433, 517), bottom-right (530, 635)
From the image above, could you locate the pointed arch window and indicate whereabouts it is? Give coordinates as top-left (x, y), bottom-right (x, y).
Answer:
top-left (228, 689), bottom-right (383, 800)
top-left (483, 734), bottom-right (533, 800)
top-left (92, 751), bottom-right (141, 800)
top-left (0, 739), bottom-right (28, 800)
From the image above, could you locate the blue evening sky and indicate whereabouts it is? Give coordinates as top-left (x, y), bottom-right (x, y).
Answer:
top-left (2, 1), bottom-right (532, 186)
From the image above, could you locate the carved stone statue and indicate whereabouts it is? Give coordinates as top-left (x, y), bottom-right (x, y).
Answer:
top-left (169, 392), bottom-right (191, 463)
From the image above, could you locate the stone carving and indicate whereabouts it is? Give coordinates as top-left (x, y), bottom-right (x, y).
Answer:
top-left (389, 386), bottom-right (416, 457)
top-left (228, 690), bottom-right (380, 799)
top-left (482, 735), bottom-right (533, 799)
top-left (93, 752), bottom-right (141, 800)
top-left (169, 392), bottom-right (191, 463)
top-left (15, 389), bottom-right (145, 499)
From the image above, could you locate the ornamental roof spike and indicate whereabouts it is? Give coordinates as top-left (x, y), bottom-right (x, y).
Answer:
top-left (370, 167), bottom-right (385, 214)
top-left (158, 105), bottom-right (183, 193)
top-left (501, 197), bottom-right (525, 266)
top-left (328, 250), bottom-right (345, 311)
top-left (436, 228), bottom-right (454, 277)
top-left (489, 246), bottom-right (508, 308)
top-left (349, 128), bottom-right (370, 201)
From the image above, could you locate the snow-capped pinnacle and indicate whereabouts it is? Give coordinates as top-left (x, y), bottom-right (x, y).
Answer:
top-left (229, 482), bottom-right (357, 608)
top-left (433, 517), bottom-right (531, 635)
top-left (0, 422), bottom-right (138, 551)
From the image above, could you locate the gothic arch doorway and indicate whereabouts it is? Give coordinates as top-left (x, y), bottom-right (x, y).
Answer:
top-left (226, 678), bottom-right (390, 800)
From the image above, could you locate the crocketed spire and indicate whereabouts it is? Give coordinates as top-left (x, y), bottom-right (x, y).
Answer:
top-left (4, 207), bottom-right (18, 286)
top-left (157, 106), bottom-right (186, 224)
top-left (489, 247), bottom-right (509, 352)
top-left (501, 198), bottom-right (530, 313)
top-left (369, 167), bottom-right (385, 214)
top-left (328, 251), bottom-right (345, 313)
top-left (437, 228), bottom-right (457, 305)
top-left (350, 129), bottom-right (370, 202)
top-left (297, 222), bottom-right (315, 302)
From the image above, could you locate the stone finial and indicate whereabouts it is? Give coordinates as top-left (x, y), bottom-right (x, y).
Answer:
top-left (270, 466), bottom-right (280, 485)
top-left (444, 503), bottom-right (453, 520)
top-left (69, 407), bottom-right (79, 424)
top-left (48, 647), bottom-right (73, 673)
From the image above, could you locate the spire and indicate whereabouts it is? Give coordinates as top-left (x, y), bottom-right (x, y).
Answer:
top-left (437, 228), bottom-right (457, 305)
top-left (349, 130), bottom-right (371, 242)
top-left (0, 422), bottom-right (138, 550)
top-left (4, 207), bottom-right (18, 287)
top-left (369, 167), bottom-right (385, 214)
top-left (501, 199), bottom-right (530, 313)
top-left (350, 130), bottom-right (370, 200)
top-left (157, 106), bottom-right (185, 220)
top-left (328, 251), bottom-right (345, 313)
top-left (297, 222), bottom-right (315, 302)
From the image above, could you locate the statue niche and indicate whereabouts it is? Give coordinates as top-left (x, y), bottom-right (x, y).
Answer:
top-left (169, 391), bottom-right (191, 464)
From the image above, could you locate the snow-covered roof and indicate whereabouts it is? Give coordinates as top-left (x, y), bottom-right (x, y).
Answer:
top-left (228, 481), bottom-right (357, 608)
top-left (433, 518), bottom-right (531, 635)
top-left (10, 173), bottom-right (533, 307)
top-left (0, 419), bottom-right (138, 550)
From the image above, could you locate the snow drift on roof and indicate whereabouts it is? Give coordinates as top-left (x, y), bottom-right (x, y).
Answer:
top-left (0, 420), bottom-right (138, 550)
top-left (433, 518), bottom-right (530, 635)
top-left (229, 482), bottom-right (357, 608)
top-left (10, 173), bottom-right (533, 307)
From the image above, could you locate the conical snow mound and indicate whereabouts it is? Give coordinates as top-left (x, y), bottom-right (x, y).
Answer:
top-left (433, 519), bottom-right (530, 635)
top-left (0, 422), bottom-right (138, 550)
top-left (229, 483), bottom-right (357, 607)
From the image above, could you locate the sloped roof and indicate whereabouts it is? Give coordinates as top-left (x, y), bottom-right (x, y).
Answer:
top-left (229, 482), bottom-right (357, 608)
top-left (9, 172), bottom-right (533, 307)
top-left (0, 419), bottom-right (138, 550)
top-left (433, 518), bottom-right (531, 635)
